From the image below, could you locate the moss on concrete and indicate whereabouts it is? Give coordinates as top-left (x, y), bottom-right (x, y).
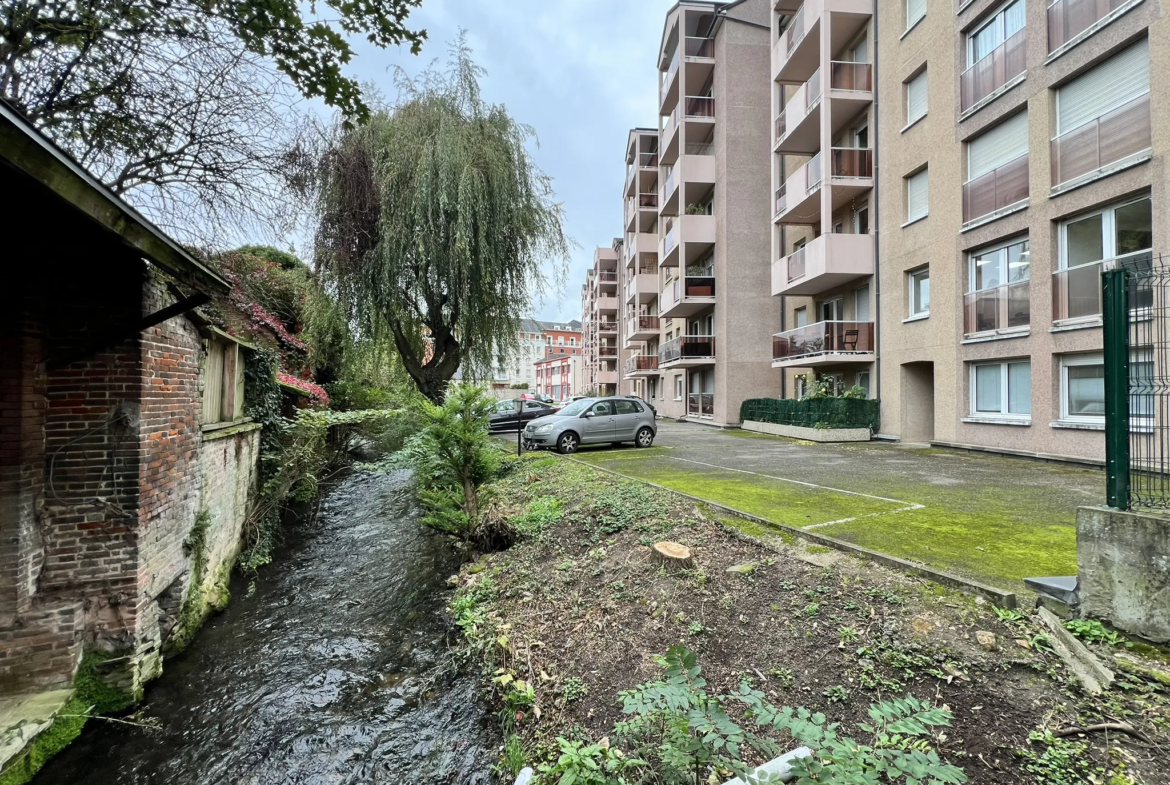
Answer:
top-left (0, 652), bottom-right (137, 785)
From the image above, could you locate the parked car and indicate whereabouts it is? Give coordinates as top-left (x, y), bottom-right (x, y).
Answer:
top-left (522, 396), bottom-right (657, 454)
top-left (488, 398), bottom-right (556, 432)
top-left (621, 395), bottom-right (656, 419)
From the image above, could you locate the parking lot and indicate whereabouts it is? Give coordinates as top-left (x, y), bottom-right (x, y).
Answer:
top-left (567, 421), bottom-right (1100, 591)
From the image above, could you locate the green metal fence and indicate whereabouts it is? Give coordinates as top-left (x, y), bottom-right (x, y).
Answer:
top-left (1102, 257), bottom-right (1164, 509)
top-left (740, 397), bottom-right (880, 432)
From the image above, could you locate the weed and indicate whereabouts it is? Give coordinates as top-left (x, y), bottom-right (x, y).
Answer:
top-left (843, 600), bottom-right (858, 611)
top-left (1066, 619), bottom-right (1131, 647)
top-left (803, 589), bottom-right (818, 600)
top-left (823, 684), bottom-right (850, 704)
top-left (838, 626), bottom-right (860, 645)
top-left (803, 602), bottom-right (820, 618)
top-left (511, 496), bottom-right (563, 537)
top-left (769, 667), bottom-right (795, 688)
top-left (720, 595), bottom-right (735, 611)
top-left (1019, 731), bottom-right (1095, 785)
top-left (561, 677), bottom-right (588, 703)
top-left (688, 622), bottom-right (707, 636)
top-left (498, 734), bottom-right (525, 778)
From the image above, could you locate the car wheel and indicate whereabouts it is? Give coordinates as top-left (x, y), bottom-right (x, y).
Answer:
top-left (636, 427), bottom-right (655, 448)
top-left (556, 432), bottom-right (579, 455)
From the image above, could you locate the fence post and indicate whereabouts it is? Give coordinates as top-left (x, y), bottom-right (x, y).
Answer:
top-left (1102, 268), bottom-right (1130, 509)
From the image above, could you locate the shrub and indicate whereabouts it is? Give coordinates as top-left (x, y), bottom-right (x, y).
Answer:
top-left (740, 397), bottom-right (880, 432)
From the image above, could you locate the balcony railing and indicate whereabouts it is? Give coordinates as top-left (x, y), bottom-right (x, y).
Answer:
top-left (831, 148), bottom-right (873, 178)
top-left (683, 276), bottom-right (715, 298)
top-left (638, 192), bottom-right (659, 208)
top-left (625, 355), bottom-right (660, 374)
top-left (638, 151), bottom-right (659, 168)
top-left (1050, 93), bottom-right (1150, 188)
top-left (774, 185), bottom-right (787, 216)
top-left (685, 36), bottom-right (714, 58)
top-left (1052, 250), bottom-right (1154, 321)
top-left (963, 280), bottom-right (1030, 336)
top-left (806, 68), bottom-right (822, 110)
top-left (772, 321), bottom-right (874, 362)
top-left (662, 49), bottom-right (680, 103)
top-left (775, 112), bottom-right (786, 141)
top-left (628, 315), bottom-right (661, 333)
top-left (961, 28), bottom-right (1026, 111)
top-left (687, 393), bottom-right (714, 417)
top-left (1048, 0), bottom-right (1129, 52)
top-left (685, 141), bottom-right (714, 156)
top-left (830, 61), bottom-right (872, 91)
top-left (663, 218), bottom-right (677, 255)
top-left (787, 246), bottom-right (807, 282)
top-left (662, 106), bottom-right (678, 140)
top-left (806, 152), bottom-right (823, 189)
top-left (962, 153), bottom-right (1028, 224)
top-left (661, 169), bottom-right (676, 200)
top-left (597, 320), bottom-right (618, 332)
top-left (685, 96), bottom-right (715, 118)
top-left (660, 336), bottom-right (716, 364)
top-left (598, 346), bottom-right (617, 357)
top-left (598, 271), bottom-right (618, 283)
top-left (785, 5), bottom-right (806, 57)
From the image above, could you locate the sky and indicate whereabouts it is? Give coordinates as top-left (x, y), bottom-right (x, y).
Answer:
top-left (324, 0), bottom-right (678, 324)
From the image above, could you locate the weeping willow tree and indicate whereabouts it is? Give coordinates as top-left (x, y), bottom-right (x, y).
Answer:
top-left (314, 40), bottom-right (570, 402)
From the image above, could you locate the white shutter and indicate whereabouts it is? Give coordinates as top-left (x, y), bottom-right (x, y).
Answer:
top-left (1057, 39), bottom-right (1149, 135)
top-left (968, 111), bottom-right (1028, 179)
top-left (906, 70), bottom-right (928, 125)
top-left (906, 0), bottom-right (926, 28)
top-left (906, 169), bottom-right (929, 222)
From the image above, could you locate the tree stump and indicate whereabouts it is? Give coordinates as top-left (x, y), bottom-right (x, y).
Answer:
top-left (652, 541), bottom-right (693, 570)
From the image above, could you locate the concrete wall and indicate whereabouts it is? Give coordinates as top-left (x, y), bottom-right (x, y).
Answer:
top-left (1077, 506), bottom-right (1170, 643)
top-left (877, 0), bottom-right (1168, 462)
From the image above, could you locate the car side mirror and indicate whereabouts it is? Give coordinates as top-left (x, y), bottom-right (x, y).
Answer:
top-left (581, 411), bottom-right (593, 418)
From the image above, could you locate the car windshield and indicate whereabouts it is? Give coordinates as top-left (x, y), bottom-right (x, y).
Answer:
top-left (555, 399), bottom-right (593, 417)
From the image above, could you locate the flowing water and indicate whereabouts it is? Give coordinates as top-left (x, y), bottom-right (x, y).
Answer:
top-left (38, 470), bottom-right (498, 784)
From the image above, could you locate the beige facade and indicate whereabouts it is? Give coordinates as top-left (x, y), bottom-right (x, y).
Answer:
top-left (622, 128), bottom-right (666, 402)
top-left (581, 244), bottom-right (621, 396)
top-left (876, 0), bottom-right (1166, 462)
top-left (771, 0), bottom-right (878, 402)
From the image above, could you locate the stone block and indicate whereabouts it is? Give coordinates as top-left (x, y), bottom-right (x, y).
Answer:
top-left (741, 420), bottom-right (870, 442)
top-left (1076, 506), bottom-right (1170, 643)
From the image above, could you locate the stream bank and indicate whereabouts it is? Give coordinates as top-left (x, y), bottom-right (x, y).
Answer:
top-left (36, 469), bottom-right (497, 784)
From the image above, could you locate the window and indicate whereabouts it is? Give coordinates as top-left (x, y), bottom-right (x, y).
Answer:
top-left (1059, 350), bottom-right (1154, 423)
top-left (1055, 40), bottom-right (1148, 137)
top-left (906, 0), bottom-right (925, 30)
top-left (674, 375), bottom-right (684, 400)
top-left (906, 168), bottom-right (929, 223)
top-left (908, 268), bottom-right (930, 318)
top-left (906, 70), bottom-right (928, 126)
top-left (858, 371), bottom-right (871, 398)
top-left (614, 400), bottom-right (641, 415)
top-left (970, 236), bottom-right (1029, 292)
top-left (1060, 196), bottom-right (1152, 270)
top-left (967, 0), bottom-right (1025, 68)
top-left (968, 111), bottom-right (1028, 182)
top-left (794, 307), bottom-right (808, 328)
top-left (202, 336), bottom-right (245, 426)
top-left (855, 284), bottom-right (871, 322)
top-left (971, 360), bottom-right (1031, 418)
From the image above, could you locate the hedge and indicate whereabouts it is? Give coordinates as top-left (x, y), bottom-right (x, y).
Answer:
top-left (740, 397), bottom-right (880, 432)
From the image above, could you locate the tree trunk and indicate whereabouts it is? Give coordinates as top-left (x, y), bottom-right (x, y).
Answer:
top-left (462, 473), bottom-right (478, 521)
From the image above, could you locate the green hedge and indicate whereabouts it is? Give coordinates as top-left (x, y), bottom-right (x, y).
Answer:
top-left (740, 397), bottom-right (880, 432)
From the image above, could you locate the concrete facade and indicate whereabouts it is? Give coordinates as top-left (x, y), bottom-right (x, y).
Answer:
top-left (875, 0), bottom-right (1167, 462)
top-left (582, 245), bottom-right (622, 396)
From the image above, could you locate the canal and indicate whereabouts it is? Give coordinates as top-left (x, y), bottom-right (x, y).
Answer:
top-left (38, 470), bottom-right (497, 784)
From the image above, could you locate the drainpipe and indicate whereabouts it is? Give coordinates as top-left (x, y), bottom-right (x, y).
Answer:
top-left (871, 5), bottom-right (882, 404)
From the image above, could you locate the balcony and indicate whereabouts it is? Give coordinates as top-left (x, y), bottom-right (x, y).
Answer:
top-left (598, 346), bottom-right (618, 358)
top-left (659, 213), bottom-right (715, 268)
top-left (1050, 93), bottom-right (1150, 190)
top-left (774, 153), bottom-right (822, 223)
top-left (962, 154), bottom-right (1028, 226)
top-left (687, 393), bottom-right (714, 419)
top-left (626, 315), bottom-right (661, 342)
top-left (660, 335), bottom-right (716, 367)
top-left (661, 106), bottom-right (680, 162)
top-left (775, 69), bottom-right (822, 153)
top-left (597, 318), bottom-right (618, 333)
top-left (638, 151), bottom-right (659, 169)
top-left (830, 60), bottom-right (872, 92)
top-left (625, 355), bottom-right (661, 376)
top-left (771, 233), bottom-right (873, 297)
top-left (626, 267), bottom-right (659, 305)
top-left (596, 295), bottom-right (619, 316)
top-left (660, 48), bottom-right (680, 112)
top-left (597, 371), bottom-right (619, 386)
top-left (773, 0), bottom-right (874, 84)
top-left (597, 271), bottom-right (618, 288)
top-left (684, 96), bottom-right (715, 119)
top-left (638, 192), bottom-right (659, 210)
top-left (960, 29), bottom-right (1025, 113)
top-left (1048, 0), bottom-right (1133, 53)
top-left (831, 147), bottom-right (872, 178)
top-left (963, 280), bottom-right (1030, 337)
top-left (771, 321), bottom-right (875, 368)
top-left (661, 276), bottom-right (716, 318)
top-left (685, 36), bottom-right (714, 59)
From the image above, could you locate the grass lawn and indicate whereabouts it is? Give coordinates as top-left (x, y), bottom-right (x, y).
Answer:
top-left (573, 443), bottom-right (1081, 591)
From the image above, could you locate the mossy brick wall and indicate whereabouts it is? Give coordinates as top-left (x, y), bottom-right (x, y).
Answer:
top-left (0, 252), bottom-right (259, 696)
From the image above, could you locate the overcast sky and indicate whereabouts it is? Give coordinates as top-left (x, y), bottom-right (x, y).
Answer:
top-left (328, 0), bottom-right (677, 324)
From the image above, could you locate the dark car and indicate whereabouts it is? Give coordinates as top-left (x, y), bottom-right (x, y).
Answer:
top-left (487, 398), bottom-right (556, 432)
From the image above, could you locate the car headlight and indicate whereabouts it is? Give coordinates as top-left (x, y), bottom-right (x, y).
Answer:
top-left (531, 423), bottom-right (554, 435)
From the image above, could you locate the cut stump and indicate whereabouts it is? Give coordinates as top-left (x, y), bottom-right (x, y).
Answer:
top-left (652, 542), bottom-right (693, 570)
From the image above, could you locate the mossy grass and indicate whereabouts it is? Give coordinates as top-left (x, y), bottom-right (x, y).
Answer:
top-left (0, 652), bottom-right (137, 785)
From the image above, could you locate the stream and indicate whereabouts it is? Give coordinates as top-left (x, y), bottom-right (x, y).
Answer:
top-left (38, 470), bottom-right (498, 784)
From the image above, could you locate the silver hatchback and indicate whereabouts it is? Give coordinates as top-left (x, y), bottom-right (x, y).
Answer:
top-left (522, 396), bottom-right (657, 454)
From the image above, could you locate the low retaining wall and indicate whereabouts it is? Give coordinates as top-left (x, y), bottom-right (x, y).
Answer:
top-left (742, 420), bottom-right (870, 443)
top-left (1076, 506), bottom-right (1170, 643)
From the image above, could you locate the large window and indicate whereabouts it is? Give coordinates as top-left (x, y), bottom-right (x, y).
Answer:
top-left (906, 168), bottom-right (929, 224)
top-left (1052, 40), bottom-right (1151, 186)
top-left (971, 236), bottom-right (1030, 292)
top-left (966, 237), bottom-right (1030, 336)
top-left (971, 360), bottom-right (1031, 418)
top-left (1060, 350), bottom-right (1154, 423)
top-left (906, 69), bottom-right (928, 127)
top-left (964, 112), bottom-right (1029, 223)
top-left (967, 0), bottom-right (1025, 67)
top-left (908, 267), bottom-right (930, 318)
top-left (1055, 196), bottom-right (1153, 320)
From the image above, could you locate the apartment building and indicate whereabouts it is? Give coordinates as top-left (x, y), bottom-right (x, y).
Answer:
top-left (581, 244), bottom-right (622, 396)
top-left (535, 353), bottom-right (583, 401)
top-left (622, 127), bottom-right (666, 402)
top-left (539, 320), bottom-right (583, 357)
top-left (770, 0), bottom-right (877, 400)
top-left (876, 0), bottom-right (1166, 462)
top-left (652, 0), bottom-right (780, 424)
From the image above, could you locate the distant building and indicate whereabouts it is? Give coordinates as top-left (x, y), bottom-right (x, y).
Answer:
top-left (535, 353), bottom-right (582, 400)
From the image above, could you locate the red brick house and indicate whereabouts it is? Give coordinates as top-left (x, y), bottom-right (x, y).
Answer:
top-left (0, 101), bottom-right (263, 706)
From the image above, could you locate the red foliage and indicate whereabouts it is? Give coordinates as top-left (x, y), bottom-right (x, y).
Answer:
top-left (277, 373), bottom-right (330, 407)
